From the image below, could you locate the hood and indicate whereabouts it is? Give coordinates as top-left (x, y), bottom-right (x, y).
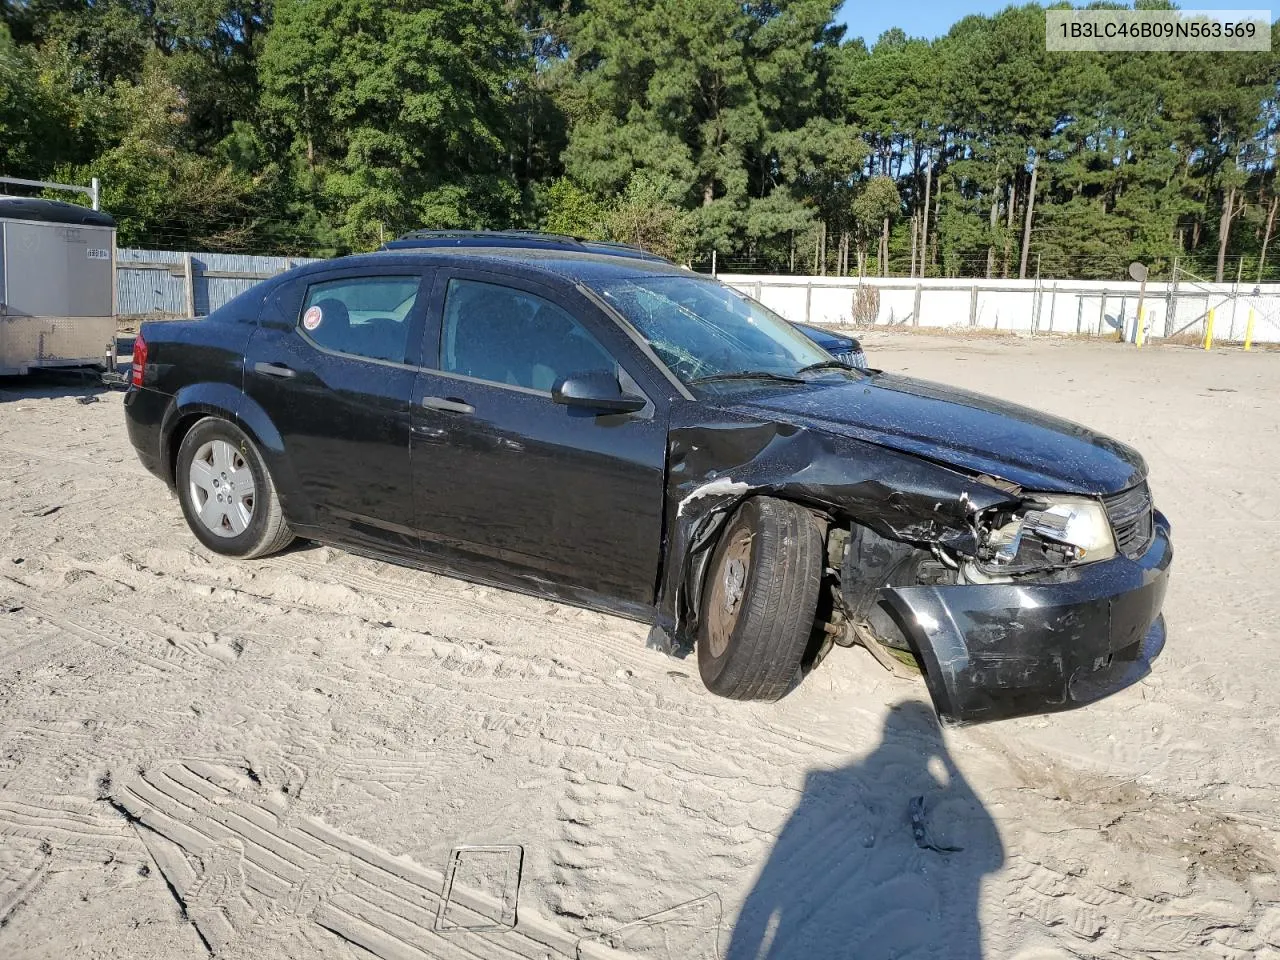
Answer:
top-left (725, 372), bottom-right (1146, 495)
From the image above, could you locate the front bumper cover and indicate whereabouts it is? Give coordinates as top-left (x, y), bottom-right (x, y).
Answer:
top-left (883, 511), bottom-right (1172, 723)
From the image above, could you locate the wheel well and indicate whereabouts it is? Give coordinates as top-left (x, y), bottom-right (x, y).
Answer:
top-left (166, 413), bottom-right (209, 487)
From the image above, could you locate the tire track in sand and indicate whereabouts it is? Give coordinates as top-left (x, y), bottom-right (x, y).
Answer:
top-left (0, 794), bottom-right (138, 858)
top-left (113, 759), bottom-right (641, 959)
top-left (1, 575), bottom-right (238, 677)
top-left (114, 545), bottom-right (665, 676)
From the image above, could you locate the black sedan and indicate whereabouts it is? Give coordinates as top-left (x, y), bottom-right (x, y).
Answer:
top-left (124, 247), bottom-right (1171, 722)
top-left (790, 321), bottom-right (866, 370)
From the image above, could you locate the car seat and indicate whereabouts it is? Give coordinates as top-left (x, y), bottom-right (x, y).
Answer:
top-left (522, 303), bottom-right (612, 391)
top-left (308, 298), bottom-right (352, 353)
top-left (360, 317), bottom-right (406, 362)
top-left (447, 287), bottom-right (521, 384)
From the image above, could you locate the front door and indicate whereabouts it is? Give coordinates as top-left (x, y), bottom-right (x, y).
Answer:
top-left (244, 266), bottom-right (432, 553)
top-left (409, 271), bottom-right (668, 605)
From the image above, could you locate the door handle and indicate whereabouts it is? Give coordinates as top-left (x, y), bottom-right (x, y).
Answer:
top-left (422, 396), bottom-right (474, 414)
top-left (254, 361), bottom-right (296, 379)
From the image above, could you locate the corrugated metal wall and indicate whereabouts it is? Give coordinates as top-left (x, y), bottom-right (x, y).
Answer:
top-left (116, 249), bottom-right (322, 317)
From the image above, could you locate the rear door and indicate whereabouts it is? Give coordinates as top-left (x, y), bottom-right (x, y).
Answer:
top-left (244, 264), bottom-right (433, 553)
top-left (409, 269), bottom-right (669, 605)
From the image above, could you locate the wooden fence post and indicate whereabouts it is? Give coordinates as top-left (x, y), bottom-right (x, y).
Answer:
top-left (183, 253), bottom-right (196, 318)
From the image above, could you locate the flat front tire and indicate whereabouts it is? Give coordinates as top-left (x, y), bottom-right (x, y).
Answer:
top-left (175, 417), bottom-right (294, 559)
top-left (697, 497), bottom-right (823, 701)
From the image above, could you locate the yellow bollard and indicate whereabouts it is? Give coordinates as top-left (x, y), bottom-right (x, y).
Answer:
top-left (1245, 308), bottom-right (1255, 351)
top-left (1204, 308), bottom-right (1215, 350)
top-left (1135, 306), bottom-right (1145, 348)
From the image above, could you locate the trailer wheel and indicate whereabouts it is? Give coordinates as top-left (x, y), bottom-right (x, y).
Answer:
top-left (697, 497), bottom-right (823, 701)
top-left (175, 417), bottom-right (294, 559)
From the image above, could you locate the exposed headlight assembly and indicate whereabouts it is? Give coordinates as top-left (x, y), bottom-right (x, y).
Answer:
top-left (982, 495), bottom-right (1116, 571)
top-left (1019, 497), bottom-right (1116, 562)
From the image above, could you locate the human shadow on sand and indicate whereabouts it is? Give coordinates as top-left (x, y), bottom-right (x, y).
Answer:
top-left (726, 701), bottom-right (1004, 960)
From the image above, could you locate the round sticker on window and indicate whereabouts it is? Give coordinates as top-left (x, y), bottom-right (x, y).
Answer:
top-left (302, 305), bottom-right (323, 331)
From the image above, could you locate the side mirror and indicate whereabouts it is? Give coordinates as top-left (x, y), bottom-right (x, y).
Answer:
top-left (552, 370), bottom-right (647, 414)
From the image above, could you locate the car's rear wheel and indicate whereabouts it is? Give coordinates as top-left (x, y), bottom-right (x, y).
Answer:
top-left (175, 417), bottom-right (294, 559)
top-left (697, 497), bottom-right (823, 701)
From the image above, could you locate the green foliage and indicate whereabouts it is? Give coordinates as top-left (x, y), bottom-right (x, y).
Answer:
top-left (260, 0), bottom-right (527, 250)
top-left (0, 24), bottom-right (53, 171)
top-left (851, 177), bottom-right (900, 232)
top-left (1, 1), bottom-right (1278, 276)
top-left (0, 23), bottom-right (105, 174)
top-left (56, 59), bottom-right (275, 249)
top-left (605, 172), bottom-right (697, 263)
top-left (557, 0), bottom-right (846, 256)
top-left (540, 179), bottom-right (608, 239)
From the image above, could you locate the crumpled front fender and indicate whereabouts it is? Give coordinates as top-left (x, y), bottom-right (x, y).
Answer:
top-left (657, 406), bottom-right (1021, 646)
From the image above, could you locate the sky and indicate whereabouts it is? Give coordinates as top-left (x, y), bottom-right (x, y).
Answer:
top-left (834, 1), bottom-right (1271, 45)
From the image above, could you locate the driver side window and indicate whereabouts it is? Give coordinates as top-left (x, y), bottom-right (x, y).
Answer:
top-left (441, 279), bottom-right (615, 392)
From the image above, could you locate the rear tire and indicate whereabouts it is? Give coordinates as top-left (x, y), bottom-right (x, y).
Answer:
top-left (175, 417), bottom-right (294, 559)
top-left (697, 497), bottom-right (823, 701)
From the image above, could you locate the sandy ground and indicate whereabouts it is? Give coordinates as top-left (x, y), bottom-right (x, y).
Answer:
top-left (0, 333), bottom-right (1278, 960)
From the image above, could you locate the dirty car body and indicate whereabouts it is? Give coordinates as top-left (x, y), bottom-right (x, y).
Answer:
top-left (124, 247), bottom-right (1170, 723)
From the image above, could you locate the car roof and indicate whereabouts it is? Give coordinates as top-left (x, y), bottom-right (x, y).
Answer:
top-left (383, 230), bottom-right (671, 264)
top-left (292, 247), bottom-right (701, 286)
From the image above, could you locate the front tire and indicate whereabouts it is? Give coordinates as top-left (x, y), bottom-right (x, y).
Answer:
top-left (697, 497), bottom-right (823, 701)
top-left (175, 417), bottom-right (294, 559)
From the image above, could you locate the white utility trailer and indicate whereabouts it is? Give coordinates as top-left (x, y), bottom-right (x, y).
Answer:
top-left (0, 196), bottom-right (117, 376)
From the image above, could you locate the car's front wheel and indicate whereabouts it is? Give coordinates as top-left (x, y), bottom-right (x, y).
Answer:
top-left (175, 417), bottom-right (294, 559)
top-left (697, 497), bottom-right (823, 701)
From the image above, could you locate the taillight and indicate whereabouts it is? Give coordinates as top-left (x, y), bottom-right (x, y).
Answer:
top-left (131, 332), bottom-right (148, 388)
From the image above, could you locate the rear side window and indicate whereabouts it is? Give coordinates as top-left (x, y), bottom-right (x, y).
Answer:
top-left (299, 276), bottom-right (420, 363)
top-left (440, 278), bottom-right (614, 392)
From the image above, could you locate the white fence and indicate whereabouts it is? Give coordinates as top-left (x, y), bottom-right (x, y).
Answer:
top-left (718, 274), bottom-right (1280, 344)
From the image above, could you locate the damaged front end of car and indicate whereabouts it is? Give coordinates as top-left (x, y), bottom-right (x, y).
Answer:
top-left (656, 411), bottom-right (1172, 724)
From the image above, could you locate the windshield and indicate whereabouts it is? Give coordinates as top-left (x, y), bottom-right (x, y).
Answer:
top-left (593, 275), bottom-right (841, 387)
